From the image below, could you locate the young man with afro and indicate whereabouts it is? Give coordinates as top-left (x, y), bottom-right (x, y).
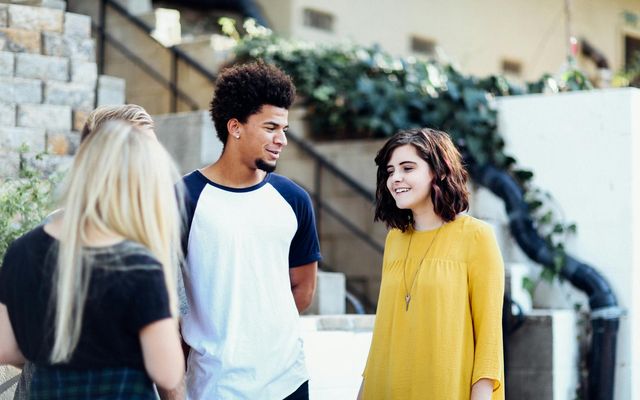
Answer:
top-left (178, 61), bottom-right (321, 400)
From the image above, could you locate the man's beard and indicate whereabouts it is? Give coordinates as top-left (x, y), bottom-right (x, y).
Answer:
top-left (255, 159), bottom-right (276, 173)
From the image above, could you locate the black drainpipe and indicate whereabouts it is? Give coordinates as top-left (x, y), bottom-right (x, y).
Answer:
top-left (468, 162), bottom-right (621, 400)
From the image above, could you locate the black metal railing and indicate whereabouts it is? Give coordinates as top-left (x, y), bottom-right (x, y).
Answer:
top-left (287, 132), bottom-right (384, 311)
top-left (96, 0), bottom-right (216, 112)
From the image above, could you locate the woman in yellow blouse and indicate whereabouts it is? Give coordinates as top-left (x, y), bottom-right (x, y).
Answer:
top-left (359, 128), bottom-right (505, 400)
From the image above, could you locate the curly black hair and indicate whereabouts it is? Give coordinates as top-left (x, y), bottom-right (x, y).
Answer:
top-left (209, 61), bottom-right (296, 145)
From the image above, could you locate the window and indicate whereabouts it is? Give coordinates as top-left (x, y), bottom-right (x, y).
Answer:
top-left (303, 8), bottom-right (334, 32)
top-left (624, 35), bottom-right (640, 68)
top-left (501, 59), bottom-right (523, 76)
top-left (410, 36), bottom-right (437, 56)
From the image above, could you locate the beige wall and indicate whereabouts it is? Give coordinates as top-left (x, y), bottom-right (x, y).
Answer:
top-left (258, 0), bottom-right (640, 82)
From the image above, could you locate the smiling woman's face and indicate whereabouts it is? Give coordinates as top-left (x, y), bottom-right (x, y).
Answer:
top-left (385, 144), bottom-right (435, 214)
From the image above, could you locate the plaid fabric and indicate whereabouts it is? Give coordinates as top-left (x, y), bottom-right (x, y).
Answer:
top-left (30, 365), bottom-right (156, 399)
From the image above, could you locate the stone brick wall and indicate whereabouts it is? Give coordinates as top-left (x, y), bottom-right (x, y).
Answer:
top-left (0, 0), bottom-right (125, 178)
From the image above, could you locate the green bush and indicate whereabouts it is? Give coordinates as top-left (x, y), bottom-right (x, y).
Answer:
top-left (0, 150), bottom-right (57, 262)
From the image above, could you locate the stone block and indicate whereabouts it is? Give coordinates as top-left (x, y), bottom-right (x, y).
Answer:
top-left (24, 151), bottom-right (72, 176)
top-left (43, 0), bottom-right (66, 11)
top-left (44, 81), bottom-right (95, 111)
top-left (72, 109), bottom-right (89, 132)
top-left (63, 12), bottom-right (90, 38)
top-left (17, 103), bottom-right (71, 131)
top-left (0, 4), bottom-right (7, 27)
top-left (0, 76), bottom-right (41, 103)
top-left (47, 130), bottom-right (79, 155)
top-left (42, 31), bottom-right (94, 61)
top-left (0, 151), bottom-right (19, 178)
top-left (0, 126), bottom-right (45, 152)
top-left (70, 60), bottom-right (96, 84)
top-left (97, 75), bottom-right (125, 106)
top-left (15, 52), bottom-right (68, 81)
top-left (0, 50), bottom-right (13, 75)
top-left (0, 102), bottom-right (15, 125)
top-left (8, 4), bottom-right (63, 32)
top-left (0, 27), bottom-right (40, 53)
top-left (0, 1), bottom-right (65, 10)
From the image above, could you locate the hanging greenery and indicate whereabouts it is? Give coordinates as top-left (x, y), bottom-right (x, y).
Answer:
top-left (224, 19), bottom-right (591, 291)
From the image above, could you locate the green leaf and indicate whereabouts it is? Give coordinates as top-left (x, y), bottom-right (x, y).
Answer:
top-left (522, 276), bottom-right (536, 299)
top-left (540, 268), bottom-right (555, 283)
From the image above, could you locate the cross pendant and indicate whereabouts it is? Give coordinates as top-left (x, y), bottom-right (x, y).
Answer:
top-left (405, 294), bottom-right (411, 311)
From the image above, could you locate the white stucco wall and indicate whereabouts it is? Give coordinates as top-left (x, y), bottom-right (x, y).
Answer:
top-left (258, 0), bottom-right (640, 82)
top-left (494, 87), bottom-right (640, 400)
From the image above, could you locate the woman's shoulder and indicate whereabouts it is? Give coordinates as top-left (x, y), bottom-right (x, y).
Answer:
top-left (386, 228), bottom-right (409, 242)
top-left (87, 241), bottom-right (162, 272)
top-left (5, 225), bottom-right (52, 258)
top-left (451, 214), bottom-right (494, 237)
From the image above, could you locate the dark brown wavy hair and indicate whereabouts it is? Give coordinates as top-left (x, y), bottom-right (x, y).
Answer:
top-left (374, 128), bottom-right (469, 231)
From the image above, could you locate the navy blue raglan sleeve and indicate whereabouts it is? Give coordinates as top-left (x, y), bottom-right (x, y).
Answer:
top-left (270, 174), bottom-right (322, 268)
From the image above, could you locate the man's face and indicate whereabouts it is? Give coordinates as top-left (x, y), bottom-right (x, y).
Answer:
top-left (236, 105), bottom-right (289, 173)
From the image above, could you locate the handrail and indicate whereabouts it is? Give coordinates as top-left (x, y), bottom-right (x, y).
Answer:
top-left (94, 27), bottom-right (200, 110)
top-left (293, 176), bottom-right (383, 254)
top-left (97, 0), bottom-right (216, 112)
top-left (102, 0), bottom-right (217, 82)
top-left (286, 132), bottom-right (376, 203)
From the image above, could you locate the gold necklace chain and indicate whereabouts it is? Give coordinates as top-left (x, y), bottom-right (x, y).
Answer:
top-left (402, 224), bottom-right (443, 311)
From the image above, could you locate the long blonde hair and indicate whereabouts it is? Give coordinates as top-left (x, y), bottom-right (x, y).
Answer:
top-left (50, 121), bottom-right (184, 363)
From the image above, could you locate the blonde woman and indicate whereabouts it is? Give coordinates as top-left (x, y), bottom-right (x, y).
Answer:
top-left (0, 121), bottom-right (185, 398)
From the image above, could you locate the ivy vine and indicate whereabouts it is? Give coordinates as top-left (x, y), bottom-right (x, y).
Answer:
top-left (225, 19), bottom-right (591, 294)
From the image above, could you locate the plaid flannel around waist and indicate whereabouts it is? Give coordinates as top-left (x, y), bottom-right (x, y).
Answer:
top-left (30, 365), bottom-right (155, 400)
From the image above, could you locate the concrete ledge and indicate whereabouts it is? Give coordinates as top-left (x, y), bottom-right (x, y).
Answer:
top-left (507, 309), bottom-right (579, 399)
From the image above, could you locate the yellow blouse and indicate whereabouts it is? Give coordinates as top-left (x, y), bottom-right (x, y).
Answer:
top-left (363, 215), bottom-right (505, 400)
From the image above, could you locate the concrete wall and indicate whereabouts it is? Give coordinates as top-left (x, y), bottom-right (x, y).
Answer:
top-left (153, 110), bottom-right (221, 174)
top-left (257, 0), bottom-right (640, 83)
top-left (494, 88), bottom-right (640, 400)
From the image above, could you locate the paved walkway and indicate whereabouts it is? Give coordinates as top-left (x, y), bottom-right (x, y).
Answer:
top-left (301, 315), bottom-right (374, 400)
